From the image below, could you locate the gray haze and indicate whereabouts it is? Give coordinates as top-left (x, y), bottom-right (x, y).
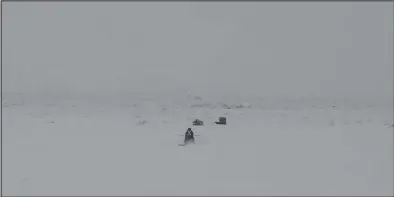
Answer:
top-left (2, 2), bottom-right (393, 98)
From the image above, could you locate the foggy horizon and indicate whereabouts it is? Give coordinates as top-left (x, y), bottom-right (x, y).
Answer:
top-left (2, 2), bottom-right (393, 99)
top-left (2, 3), bottom-right (394, 196)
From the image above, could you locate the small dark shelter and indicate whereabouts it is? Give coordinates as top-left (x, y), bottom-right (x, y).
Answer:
top-left (215, 117), bottom-right (227, 125)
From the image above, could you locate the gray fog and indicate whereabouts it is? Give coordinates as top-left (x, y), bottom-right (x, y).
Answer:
top-left (2, 2), bottom-right (393, 99)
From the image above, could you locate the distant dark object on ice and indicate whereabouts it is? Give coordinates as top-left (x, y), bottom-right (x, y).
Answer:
top-left (214, 117), bottom-right (226, 125)
top-left (235, 102), bottom-right (252, 109)
top-left (136, 118), bottom-right (148, 125)
top-left (385, 123), bottom-right (394, 128)
top-left (193, 119), bottom-right (204, 126)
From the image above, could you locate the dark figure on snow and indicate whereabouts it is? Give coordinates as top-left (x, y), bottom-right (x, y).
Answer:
top-left (184, 128), bottom-right (195, 144)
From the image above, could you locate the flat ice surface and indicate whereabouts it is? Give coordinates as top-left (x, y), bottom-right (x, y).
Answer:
top-left (2, 2), bottom-right (392, 195)
top-left (2, 94), bottom-right (393, 196)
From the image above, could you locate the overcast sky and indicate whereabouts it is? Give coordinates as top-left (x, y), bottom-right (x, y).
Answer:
top-left (2, 2), bottom-right (393, 98)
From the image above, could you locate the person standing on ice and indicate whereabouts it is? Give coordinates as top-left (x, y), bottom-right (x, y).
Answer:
top-left (184, 128), bottom-right (195, 144)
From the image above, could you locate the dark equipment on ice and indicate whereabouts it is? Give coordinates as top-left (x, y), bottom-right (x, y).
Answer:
top-left (193, 119), bottom-right (204, 126)
top-left (184, 128), bottom-right (195, 144)
top-left (214, 117), bottom-right (226, 125)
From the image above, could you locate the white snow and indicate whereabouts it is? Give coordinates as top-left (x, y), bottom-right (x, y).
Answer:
top-left (2, 93), bottom-right (393, 196)
top-left (2, 2), bottom-right (392, 195)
